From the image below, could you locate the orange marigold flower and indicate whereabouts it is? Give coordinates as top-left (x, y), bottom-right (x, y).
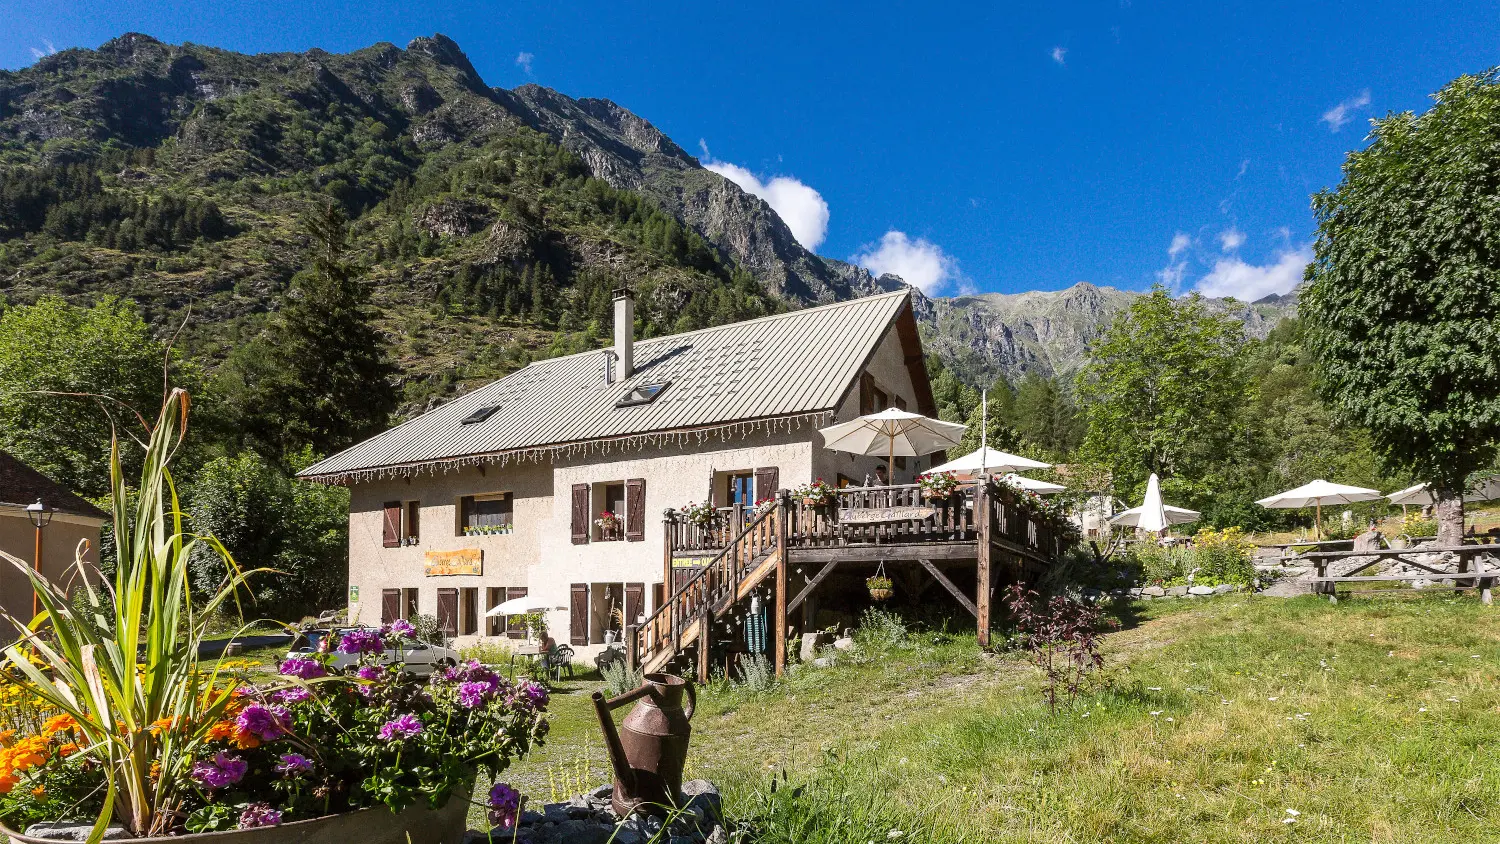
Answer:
top-left (30, 785), bottom-right (44, 798)
top-left (149, 760), bottom-right (161, 781)
top-left (206, 721), bottom-right (237, 741)
top-left (232, 729), bottom-right (261, 750)
top-left (41, 714), bottom-right (76, 737)
top-left (148, 717), bottom-right (177, 734)
top-left (0, 729), bottom-right (14, 748)
top-left (57, 743), bottom-right (77, 758)
top-left (0, 773), bottom-right (17, 795)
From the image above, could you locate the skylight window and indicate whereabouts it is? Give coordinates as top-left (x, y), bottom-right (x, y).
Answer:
top-left (460, 405), bottom-right (501, 425)
top-left (616, 382), bottom-right (671, 408)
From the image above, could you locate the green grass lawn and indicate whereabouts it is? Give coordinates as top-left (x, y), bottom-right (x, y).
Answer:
top-left (490, 594), bottom-right (1500, 842)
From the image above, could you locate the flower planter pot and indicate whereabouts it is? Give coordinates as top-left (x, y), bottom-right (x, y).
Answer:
top-left (868, 588), bottom-right (893, 602)
top-left (3, 793), bottom-right (472, 844)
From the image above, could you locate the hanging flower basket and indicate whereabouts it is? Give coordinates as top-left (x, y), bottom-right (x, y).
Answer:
top-left (680, 501), bottom-right (718, 528)
top-left (866, 575), bottom-right (893, 602)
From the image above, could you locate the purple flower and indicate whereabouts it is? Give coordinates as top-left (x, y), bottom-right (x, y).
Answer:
top-left (518, 680), bottom-right (549, 710)
top-left (440, 659), bottom-right (497, 684)
top-left (457, 680), bottom-right (497, 709)
top-left (236, 704), bottom-right (290, 741)
top-left (354, 664), bottom-right (386, 698)
top-left (275, 753), bottom-right (315, 776)
top-left (238, 803), bottom-right (282, 829)
top-left (337, 628), bottom-right (385, 655)
top-left (384, 618), bottom-right (416, 638)
top-left (378, 714), bottom-right (423, 741)
top-left (192, 752), bottom-right (248, 789)
top-left (279, 655), bottom-right (328, 680)
top-left (274, 687), bottom-right (312, 704)
top-left (487, 782), bottom-right (523, 829)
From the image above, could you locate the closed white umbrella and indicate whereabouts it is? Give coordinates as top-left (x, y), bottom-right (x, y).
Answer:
top-left (929, 446), bottom-right (1052, 476)
top-left (999, 473), bottom-right (1066, 495)
top-left (1257, 479), bottom-right (1382, 540)
top-left (818, 408), bottom-right (967, 474)
top-left (1110, 473), bottom-right (1199, 532)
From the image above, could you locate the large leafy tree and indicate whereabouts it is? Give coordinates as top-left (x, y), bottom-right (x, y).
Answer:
top-left (1303, 70), bottom-right (1500, 545)
top-left (1013, 371), bottom-right (1082, 458)
top-left (220, 203), bottom-right (399, 464)
top-left (0, 296), bottom-right (177, 496)
top-left (1076, 286), bottom-right (1250, 505)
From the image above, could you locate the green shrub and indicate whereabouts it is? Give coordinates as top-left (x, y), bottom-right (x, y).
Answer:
top-left (735, 654), bottom-right (776, 693)
top-left (852, 608), bottom-right (908, 653)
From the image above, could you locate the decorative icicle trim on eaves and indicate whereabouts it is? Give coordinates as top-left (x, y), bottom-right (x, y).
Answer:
top-left (301, 411), bottom-right (837, 486)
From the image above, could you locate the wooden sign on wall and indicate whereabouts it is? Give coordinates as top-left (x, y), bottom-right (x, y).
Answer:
top-left (424, 548), bottom-right (482, 576)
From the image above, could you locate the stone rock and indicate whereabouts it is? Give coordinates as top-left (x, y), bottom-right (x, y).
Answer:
top-left (705, 827), bottom-right (729, 844)
top-left (1142, 586), bottom-right (1165, 597)
top-left (1213, 584), bottom-right (1235, 594)
top-left (1188, 585), bottom-right (1214, 596)
top-left (23, 824), bottom-right (130, 841)
top-left (590, 784), bottom-right (614, 799)
top-left (548, 820), bottom-right (614, 844)
top-left (833, 636), bottom-right (855, 651)
top-left (812, 656), bottom-right (832, 668)
top-left (800, 631), bottom-right (833, 661)
top-left (1166, 586), bottom-right (1189, 597)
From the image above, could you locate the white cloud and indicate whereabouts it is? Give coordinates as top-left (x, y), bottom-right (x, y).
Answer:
top-left (1050, 46), bottom-right (1068, 65)
top-left (1193, 246), bottom-right (1313, 301)
top-left (515, 52), bottom-right (534, 74)
top-left (1167, 232), bottom-right (1191, 258)
top-left (1156, 261), bottom-right (1188, 292)
top-left (1321, 90), bottom-right (1371, 131)
top-left (29, 40), bottom-right (56, 60)
top-left (852, 231), bottom-right (959, 293)
top-left (1236, 159), bottom-right (1249, 179)
top-left (699, 147), bottom-right (829, 250)
top-left (1218, 228), bottom-right (1245, 252)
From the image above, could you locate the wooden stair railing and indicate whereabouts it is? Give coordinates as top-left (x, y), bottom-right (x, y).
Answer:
top-left (633, 503), bottom-right (781, 673)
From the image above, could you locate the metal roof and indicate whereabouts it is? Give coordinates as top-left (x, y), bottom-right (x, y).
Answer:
top-left (300, 291), bottom-right (913, 482)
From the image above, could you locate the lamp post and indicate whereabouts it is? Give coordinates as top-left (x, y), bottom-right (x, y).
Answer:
top-left (25, 499), bottom-right (53, 618)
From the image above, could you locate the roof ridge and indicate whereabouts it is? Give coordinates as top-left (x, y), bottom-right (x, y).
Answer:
top-left (527, 290), bottom-right (910, 367)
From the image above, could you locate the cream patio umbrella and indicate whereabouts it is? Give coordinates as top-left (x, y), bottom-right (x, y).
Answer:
top-left (817, 408), bottom-right (968, 476)
top-left (999, 473), bottom-right (1066, 495)
top-left (1110, 473), bottom-right (1199, 533)
top-left (1387, 478), bottom-right (1500, 507)
top-left (1256, 479), bottom-right (1382, 540)
top-left (929, 446), bottom-right (1052, 477)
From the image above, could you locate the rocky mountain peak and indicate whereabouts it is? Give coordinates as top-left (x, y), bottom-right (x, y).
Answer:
top-left (404, 34), bottom-right (486, 91)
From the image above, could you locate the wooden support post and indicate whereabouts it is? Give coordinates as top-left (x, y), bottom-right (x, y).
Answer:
top-left (662, 509), bottom-right (676, 651)
top-left (773, 491), bottom-right (790, 676)
top-left (919, 558), bottom-right (979, 619)
top-left (788, 560), bottom-right (839, 613)
top-left (625, 624), bottom-right (639, 671)
top-left (975, 481), bottom-right (993, 647)
top-left (697, 614), bottom-right (711, 684)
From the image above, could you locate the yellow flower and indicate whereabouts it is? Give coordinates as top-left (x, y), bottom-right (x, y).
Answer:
top-left (30, 785), bottom-right (44, 798)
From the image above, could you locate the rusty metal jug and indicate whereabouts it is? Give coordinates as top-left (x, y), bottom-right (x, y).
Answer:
top-left (591, 672), bottom-right (696, 817)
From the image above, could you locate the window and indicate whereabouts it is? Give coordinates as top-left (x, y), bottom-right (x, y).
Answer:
top-left (461, 405), bottom-right (501, 425)
top-left (402, 588), bottom-right (419, 621)
top-left (728, 473), bottom-right (755, 506)
top-left (460, 588), bottom-right (479, 636)
top-left (596, 482), bottom-right (627, 541)
top-left (404, 501), bottom-right (420, 544)
top-left (460, 493), bottom-right (513, 536)
top-left (616, 381), bottom-right (670, 407)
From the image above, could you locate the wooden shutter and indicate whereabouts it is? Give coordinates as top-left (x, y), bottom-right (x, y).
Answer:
top-left (461, 588), bottom-right (478, 635)
top-left (625, 583), bottom-right (644, 626)
top-left (571, 484), bottom-right (590, 545)
top-left (436, 588), bottom-right (458, 639)
top-left (506, 586), bottom-right (529, 639)
top-left (382, 502), bottom-right (401, 547)
top-left (754, 467), bottom-right (780, 503)
top-left (893, 395), bottom-right (908, 411)
top-left (569, 583), bottom-right (589, 645)
top-left (859, 373), bottom-right (876, 416)
top-left (381, 589), bottom-right (400, 624)
top-left (625, 478), bottom-right (646, 541)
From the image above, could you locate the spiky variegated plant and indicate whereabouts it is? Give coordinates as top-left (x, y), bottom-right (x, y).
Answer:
top-left (0, 389), bottom-right (267, 841)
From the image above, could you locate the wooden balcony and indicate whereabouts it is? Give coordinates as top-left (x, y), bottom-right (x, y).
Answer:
top-left (637, 480), bottom-right (1074, 680)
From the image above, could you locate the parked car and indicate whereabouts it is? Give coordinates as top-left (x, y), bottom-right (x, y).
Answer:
top-left (285, 626), bottom-right (460, 677)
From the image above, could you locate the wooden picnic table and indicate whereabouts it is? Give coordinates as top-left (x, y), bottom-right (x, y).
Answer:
top-left (1297, 544), bottom-right (1497, 604)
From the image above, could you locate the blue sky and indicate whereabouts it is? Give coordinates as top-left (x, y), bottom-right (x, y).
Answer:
top-left (7, 1), bottom-right (1499, 299)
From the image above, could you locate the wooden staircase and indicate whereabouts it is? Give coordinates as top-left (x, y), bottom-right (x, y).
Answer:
top-left (633, 501), bottom-right (784, 677)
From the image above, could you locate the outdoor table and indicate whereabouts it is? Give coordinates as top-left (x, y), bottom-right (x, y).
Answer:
top-left (507, 643), bottom-right (544, 679)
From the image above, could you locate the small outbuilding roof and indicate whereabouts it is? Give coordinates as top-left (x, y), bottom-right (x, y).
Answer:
top-left (300, 291), bottom-right (931, 484)
top-left (0, 451), bottom-right (107, 521)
